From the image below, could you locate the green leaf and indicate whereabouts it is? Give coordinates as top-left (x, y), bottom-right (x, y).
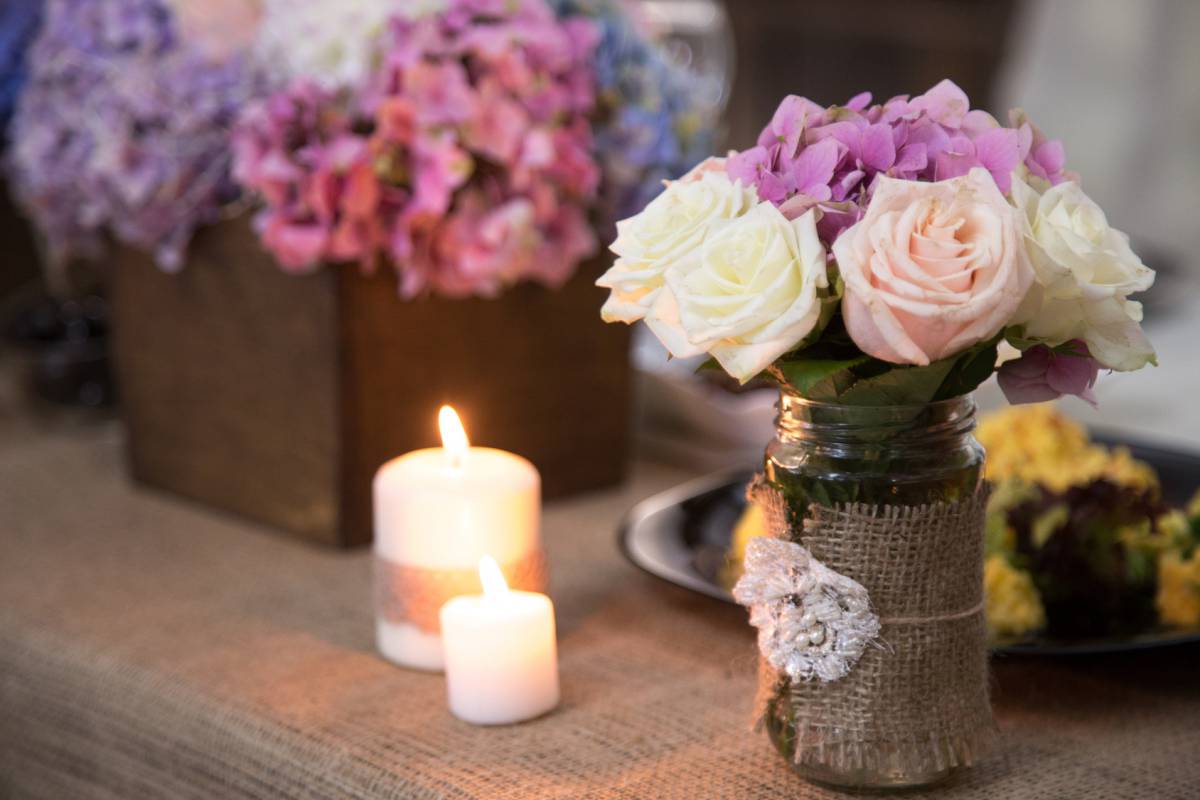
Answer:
top-left (836, 357), bottom-right (958, 406)
top-left (1032, 504), bottom-right (1070, 549)
top-left (770, 318), bottom-right (1002, 406)
top-left (934, 338), bottom-right (1001, 400)
top-left (773, 356), bottom-right (869, 401)
top-left (1004, 326), bottom-right (1039, 351)
top-left (1126, 547), bottom-right (1154, 584)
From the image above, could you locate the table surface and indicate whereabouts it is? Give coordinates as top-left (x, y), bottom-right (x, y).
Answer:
top-left (3, 387), bottom-right (1200, 799)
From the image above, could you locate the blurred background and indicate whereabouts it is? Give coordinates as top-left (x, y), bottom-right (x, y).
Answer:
top-left (4, 6), bottom-right (1200, 793)
top-left (2, 0), bottom-right (1197, 463)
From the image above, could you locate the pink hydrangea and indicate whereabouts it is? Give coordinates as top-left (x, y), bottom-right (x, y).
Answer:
top-left (727, 79), bottom-right (1071, 247)
top-left (232, 0), bottom-right (600, 298)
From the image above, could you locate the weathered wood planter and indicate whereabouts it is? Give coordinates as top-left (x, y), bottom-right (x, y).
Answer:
top-left (111, 220), bottom-right (631, 547)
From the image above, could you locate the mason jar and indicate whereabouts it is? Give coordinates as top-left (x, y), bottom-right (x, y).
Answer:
top-left (759, 392), bottom-right (990, 789)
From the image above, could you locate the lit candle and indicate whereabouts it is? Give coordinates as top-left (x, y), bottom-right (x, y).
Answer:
top-left (373, 406), bottom-right (543, 671)
top-left (440, 556), bottom-right (560, 725)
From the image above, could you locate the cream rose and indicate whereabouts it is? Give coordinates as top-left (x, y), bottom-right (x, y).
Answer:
top-left (1009, 173), bottom-right (1155, 371)
top-left (596, 167), bottom-right (757, 323)
top-left (644, 205), bottom-right (829, 383)
top-left (833, 168), bottom-right (1033, 365)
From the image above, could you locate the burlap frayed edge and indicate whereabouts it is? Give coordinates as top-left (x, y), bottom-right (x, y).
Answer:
top-left (744, 477), bottom-right (996, 773)
top-left (749, 644), bottom-right (997, 775)
top-left (787, 722), bottom-right (996, 774)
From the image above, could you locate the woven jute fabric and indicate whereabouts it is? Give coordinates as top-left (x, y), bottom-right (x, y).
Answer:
top-left (374, 550), bottom-right (548, 632)
top-left (2, 408), bottom-right (1200, 798)
top-left (751, 479), bottom-right (994, 775)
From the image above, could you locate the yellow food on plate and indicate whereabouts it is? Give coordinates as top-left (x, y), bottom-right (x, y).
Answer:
top-left (976, 403), bottom-right (1157, 493)
top-left (725, 405), bottom-right (1197, 642)
top-left (983, 554), bottom-right (1045, 639)
top-left (722, 501), bottom-right (767, 588)
top-left (1157, 549), bottom-right (1200, 628)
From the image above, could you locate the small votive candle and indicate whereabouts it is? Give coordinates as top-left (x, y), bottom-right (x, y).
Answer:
top-left (440, 556), bottom-right (560, 725)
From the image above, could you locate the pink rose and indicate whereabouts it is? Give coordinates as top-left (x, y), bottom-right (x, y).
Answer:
top-left (833, 168), bottom-right (1033, 365)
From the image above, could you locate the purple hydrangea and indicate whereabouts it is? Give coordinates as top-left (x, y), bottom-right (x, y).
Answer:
top-left (998, 340), bottom-right (1100, 406)
top-left (727, 79), bottom-right (1072, 246)
top-left (7, 0), bottom-right (265, 271)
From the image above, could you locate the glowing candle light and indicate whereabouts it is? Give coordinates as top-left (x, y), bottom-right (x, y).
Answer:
top-left (373, 407), bottom-right (542, 671)
top-left (439, 555), bottom-right (560, 725)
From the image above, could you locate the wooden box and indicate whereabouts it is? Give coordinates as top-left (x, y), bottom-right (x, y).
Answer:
top-left (110, 220), bottom-right (631, 547)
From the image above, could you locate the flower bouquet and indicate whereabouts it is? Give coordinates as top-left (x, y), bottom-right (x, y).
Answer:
top-left (6, 0), bottom-right (721, 545)
top-left (597, 80), bottom-right (1157, 787)
top-left (8, 0), bottom-right (265, 273)
top-left (232, 0), bottom-right (602, 298)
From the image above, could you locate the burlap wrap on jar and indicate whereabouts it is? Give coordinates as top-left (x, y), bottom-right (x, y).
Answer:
top-left (745, 476), bottom-right (995, 776)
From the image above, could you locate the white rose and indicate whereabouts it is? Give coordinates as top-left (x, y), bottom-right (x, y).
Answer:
top-left (1010, 173), bottom-right (1156, 371)
top-left (645, 205), bottom-right (829, 383)
top-left (596, 170), bottom-right (757, 323)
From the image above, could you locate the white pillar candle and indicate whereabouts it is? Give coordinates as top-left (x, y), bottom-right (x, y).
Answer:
top-left (374, 406), bottom-right (541, 671)
top-left (440, 556), bottom-right (560, 725)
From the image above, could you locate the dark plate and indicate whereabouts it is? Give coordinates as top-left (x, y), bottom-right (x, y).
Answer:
top-left (619, 432), bottom-right (1200, 655)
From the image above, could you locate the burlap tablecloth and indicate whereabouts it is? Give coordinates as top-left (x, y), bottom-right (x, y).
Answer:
top-left (2, 414), bottom-right (1199, 799)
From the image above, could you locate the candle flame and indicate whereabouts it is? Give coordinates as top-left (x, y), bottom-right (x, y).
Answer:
top-left (479, 555), bottom-right (509, 596)
top-left (438, 405), bottom-right (469, 467)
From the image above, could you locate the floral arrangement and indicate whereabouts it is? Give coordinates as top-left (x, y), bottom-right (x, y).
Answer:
top-left (7, 0), bottom-right (265, 270)
top-left (978, 404), bottom-right (1200, 641)
top-left (232, 0), bottom-right (602, 298)
top-left (0, 0), bottom-right (42, 141)
top-left (548, 0), bottom-right (713, 223)
top-left (597, 80), bottom-right (1157, 405)
top-left (252, 0), bottom-right (437, 92)
top-left (7, 0), bottom-right (714, 295)
top-left (234, 0), bottom-right (715, 298)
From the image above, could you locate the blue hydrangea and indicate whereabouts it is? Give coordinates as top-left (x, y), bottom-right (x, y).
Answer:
top-left (0, 0), bottom-right (43, 139)
top-left (550, 0), bottom-right (713, 222)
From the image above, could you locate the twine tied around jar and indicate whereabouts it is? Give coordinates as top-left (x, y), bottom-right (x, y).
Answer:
top-left (736, 475), bottom-right (995, 773)
top-left (374, 549), bottom-right (548, 633)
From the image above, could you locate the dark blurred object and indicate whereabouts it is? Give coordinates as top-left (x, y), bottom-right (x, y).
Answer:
top-left (5, 293), bottom-right (115, 408)
top-left (723, 0), bottom-right (1018, 148)
top-left (1008, 479), bottom-right (1163, 640)
top-left (1127, 242), bottom-right (1187, 323)
top-left (111, 219), bottom-right (632, 548)
top-left (0, 176), bottom-right (41, 302)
